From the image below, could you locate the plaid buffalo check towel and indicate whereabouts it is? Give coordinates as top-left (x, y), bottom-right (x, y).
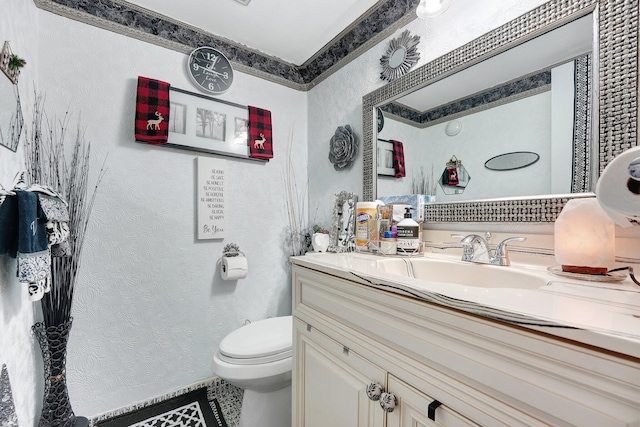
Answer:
top-left (135, 76), bottom-right (170, 145)
top-left (391, 139), bottom-right (406, 178)
top-left (248, 106), bottom-right (273, 160)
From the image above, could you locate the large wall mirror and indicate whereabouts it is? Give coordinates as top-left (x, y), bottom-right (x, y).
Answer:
top-left (363, 0), bottom-right (637, 223)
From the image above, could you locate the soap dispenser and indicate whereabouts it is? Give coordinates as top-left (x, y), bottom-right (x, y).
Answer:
top-left (396, 207), bottom-right (420, 254)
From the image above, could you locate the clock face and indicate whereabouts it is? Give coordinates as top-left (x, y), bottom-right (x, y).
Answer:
top-left (187, 47), bottom-right (234, 95)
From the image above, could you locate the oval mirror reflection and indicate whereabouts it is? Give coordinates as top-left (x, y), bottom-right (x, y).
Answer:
top-left (484, 151), bottom-right (540, 171)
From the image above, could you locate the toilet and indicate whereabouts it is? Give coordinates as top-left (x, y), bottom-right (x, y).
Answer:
top-left (213, 316), bottom-right (293, 427)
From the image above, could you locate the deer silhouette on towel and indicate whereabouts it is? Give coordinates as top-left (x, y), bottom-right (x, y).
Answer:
top-left (147, 111), bottom-right (164, 130)
top-left (254, 133), bottom-right (266, 150)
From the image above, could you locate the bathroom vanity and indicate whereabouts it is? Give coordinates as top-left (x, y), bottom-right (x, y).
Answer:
top-left (291, 253), bottom-right (640, 426)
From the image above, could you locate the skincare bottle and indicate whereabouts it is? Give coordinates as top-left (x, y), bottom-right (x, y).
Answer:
top-left (380, 231), bottom-right (397, 255)
top-left (396, 207), bottom-right (420, 254)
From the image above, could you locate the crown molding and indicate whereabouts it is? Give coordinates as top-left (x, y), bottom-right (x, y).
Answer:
top-left (33, 0), bottom-right (419, 91)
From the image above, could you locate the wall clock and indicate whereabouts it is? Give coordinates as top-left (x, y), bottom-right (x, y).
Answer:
top-left (377, 107), bottom-right (384, 132)
top-left (187, 47), bottom-right (234, 95)
top-left (380, 30), bottom-right (420, 82)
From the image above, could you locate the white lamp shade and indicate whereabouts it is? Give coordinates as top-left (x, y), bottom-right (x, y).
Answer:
top-left (554, 198), bottom-right (615, 269)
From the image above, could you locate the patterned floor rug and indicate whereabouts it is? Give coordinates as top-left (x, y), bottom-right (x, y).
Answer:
top-left (97, 388), bottom-right (227, 427)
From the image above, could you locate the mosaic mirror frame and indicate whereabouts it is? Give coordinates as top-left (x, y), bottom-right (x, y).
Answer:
top-left (362, 0), bottom-right (638, 223)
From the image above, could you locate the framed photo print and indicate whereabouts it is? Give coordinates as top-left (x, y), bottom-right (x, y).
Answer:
top-left (233, 117), bottom-right (248, 145)
top-left (166, 87), bottom-right (250, 158)
top-left (377, 140), bottom-right (395, 176)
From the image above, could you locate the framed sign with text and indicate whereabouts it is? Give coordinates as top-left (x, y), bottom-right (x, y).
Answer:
top-left (197, 156), bottom-right (227, 239)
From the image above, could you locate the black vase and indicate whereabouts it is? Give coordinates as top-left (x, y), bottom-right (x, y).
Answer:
top-left (32, 319), bottom-right (77, 427)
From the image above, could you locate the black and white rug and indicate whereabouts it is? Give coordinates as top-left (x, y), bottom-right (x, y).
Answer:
top-left (97, 388), bottom-right (227, 427)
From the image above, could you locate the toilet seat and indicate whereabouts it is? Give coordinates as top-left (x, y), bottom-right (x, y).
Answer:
top-left (218, 316), bottom-right (292, 365)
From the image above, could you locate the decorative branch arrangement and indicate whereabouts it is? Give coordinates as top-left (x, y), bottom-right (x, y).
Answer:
top-left (24, 95), bottom-right (105, 326)
top-left (283, 126), bottom-right (309, 257)
top-left (411, 165), bottom-right (437, 196)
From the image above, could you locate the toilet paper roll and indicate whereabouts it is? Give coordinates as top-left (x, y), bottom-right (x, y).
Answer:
top-left (596, 146), bottom-right (640, 227)
top-left (221, 255), bottom-right (248, 280)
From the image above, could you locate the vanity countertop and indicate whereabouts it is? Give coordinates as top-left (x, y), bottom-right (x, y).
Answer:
top-left (291, 252), bottom-right (640, 359)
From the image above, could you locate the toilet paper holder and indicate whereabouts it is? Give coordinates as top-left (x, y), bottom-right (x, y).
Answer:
top-left (221, 243), bottom-right (248, 280)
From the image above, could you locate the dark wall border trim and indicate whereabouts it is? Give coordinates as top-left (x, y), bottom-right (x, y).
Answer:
top-left (33, 0), bottom-right (419, 91)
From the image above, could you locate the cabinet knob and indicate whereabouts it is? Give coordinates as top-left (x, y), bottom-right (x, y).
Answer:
top-left (379, 392), bottom-right (398, 413)
top-left (366, 382), bottom-right (384, 401)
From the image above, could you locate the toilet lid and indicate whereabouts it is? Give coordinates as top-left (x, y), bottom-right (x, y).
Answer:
top-left (219, 316), bottom-right (292, 362)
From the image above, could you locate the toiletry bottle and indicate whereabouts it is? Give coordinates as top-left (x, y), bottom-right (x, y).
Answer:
top-left (368, 207), bottom-right (380, 253)
top-left (381, 231), bottom-right (397, 255)
top-left (396, 207), bottom-right (420, 254)
top-left (356, 202), bottom-right (379, 251)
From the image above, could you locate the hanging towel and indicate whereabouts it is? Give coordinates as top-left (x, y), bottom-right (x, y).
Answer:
top-left (37, 193), bottom-right (70, 257)
top-left (135, 76), bottom-right (171, 144)
top-left (248, 106), bottom-right (273, 160)
top-left (15, 190), bottom-right (51, 301)
top-left (390, 139), bottom-right (406, 178)
top-left (0, 194), bottom-right (18, 257)
top-left (446, 167), bottom-right (459, 185)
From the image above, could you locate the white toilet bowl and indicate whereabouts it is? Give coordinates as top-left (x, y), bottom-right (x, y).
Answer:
top-left (213, 316), bottom-right (292, 427)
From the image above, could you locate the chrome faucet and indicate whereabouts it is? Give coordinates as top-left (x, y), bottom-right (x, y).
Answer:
top-left (453, 233), bottom-right (526, 266)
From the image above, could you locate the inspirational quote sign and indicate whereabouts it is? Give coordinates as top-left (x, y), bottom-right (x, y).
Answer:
top-left (197, 156), bottom-right (226, 239)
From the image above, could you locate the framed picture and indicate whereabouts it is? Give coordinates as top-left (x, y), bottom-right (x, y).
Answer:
top-left (377, 140), bottom-right (395, 176)
top-left (166, 87), bottom-right (250, 158)
top-left (233, 117), bottom-right (248, 145)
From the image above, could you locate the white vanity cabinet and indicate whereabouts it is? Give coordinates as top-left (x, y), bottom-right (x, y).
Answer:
top-left (294, 318), bottom-right (479, 427)
top-left (292, 263), bottom-right (640, 427)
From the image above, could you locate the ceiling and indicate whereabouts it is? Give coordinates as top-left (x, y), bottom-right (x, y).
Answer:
top-left (125, 0), bottom-right (382, 65)
top-left (396, 14), bottom-right (593, 112)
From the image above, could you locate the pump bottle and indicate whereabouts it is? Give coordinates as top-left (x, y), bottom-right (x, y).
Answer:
top-left (396, 207), bottom-right (420, 254)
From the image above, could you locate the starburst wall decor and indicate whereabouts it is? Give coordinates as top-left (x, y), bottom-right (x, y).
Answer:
top-left (380, 30), bottom-right (420, 82)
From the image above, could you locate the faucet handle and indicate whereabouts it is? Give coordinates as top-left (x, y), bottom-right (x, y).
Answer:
top-left (494, 237), bottom-right (526, 266)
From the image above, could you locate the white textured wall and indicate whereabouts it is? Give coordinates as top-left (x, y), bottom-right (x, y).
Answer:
top-left (379, 93), bottom-right (552, 201)
top-left (308, 0), bottom-right (548, 226)
top-left (30, 11), bottom-right (308, 418)
top-left (0, 0), bottom-right (41, 426)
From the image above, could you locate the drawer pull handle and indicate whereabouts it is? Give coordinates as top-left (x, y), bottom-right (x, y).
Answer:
top-left (366, 383), bottom-right (384, 401)
top-left (379, 392), bottom-right (398, 413)
top-left (428, 400), bottom-right (442, 421)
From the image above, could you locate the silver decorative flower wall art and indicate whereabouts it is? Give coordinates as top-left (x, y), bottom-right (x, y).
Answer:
top-left (329, 125), bottom-right (359, 170)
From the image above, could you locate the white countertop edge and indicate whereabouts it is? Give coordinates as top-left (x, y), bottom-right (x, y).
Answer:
top-left (291, 252), bottom-right (640, 359)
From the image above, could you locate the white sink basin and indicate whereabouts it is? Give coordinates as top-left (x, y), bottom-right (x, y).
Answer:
top-left (375, 256), bottom-right (550, 290)
top-left (301, 252), bottom-right (551, 290)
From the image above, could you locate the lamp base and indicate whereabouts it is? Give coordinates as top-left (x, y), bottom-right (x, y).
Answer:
top-left (548, 266), bottom-right (626, 283)
top-left (561, 265), bottom-right (608, 275)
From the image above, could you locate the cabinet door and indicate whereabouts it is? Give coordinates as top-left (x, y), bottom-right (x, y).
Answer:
top-left (386, 375), bottom-right (480, 427)
top-left (293, 319), bottom-right (386, 427)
